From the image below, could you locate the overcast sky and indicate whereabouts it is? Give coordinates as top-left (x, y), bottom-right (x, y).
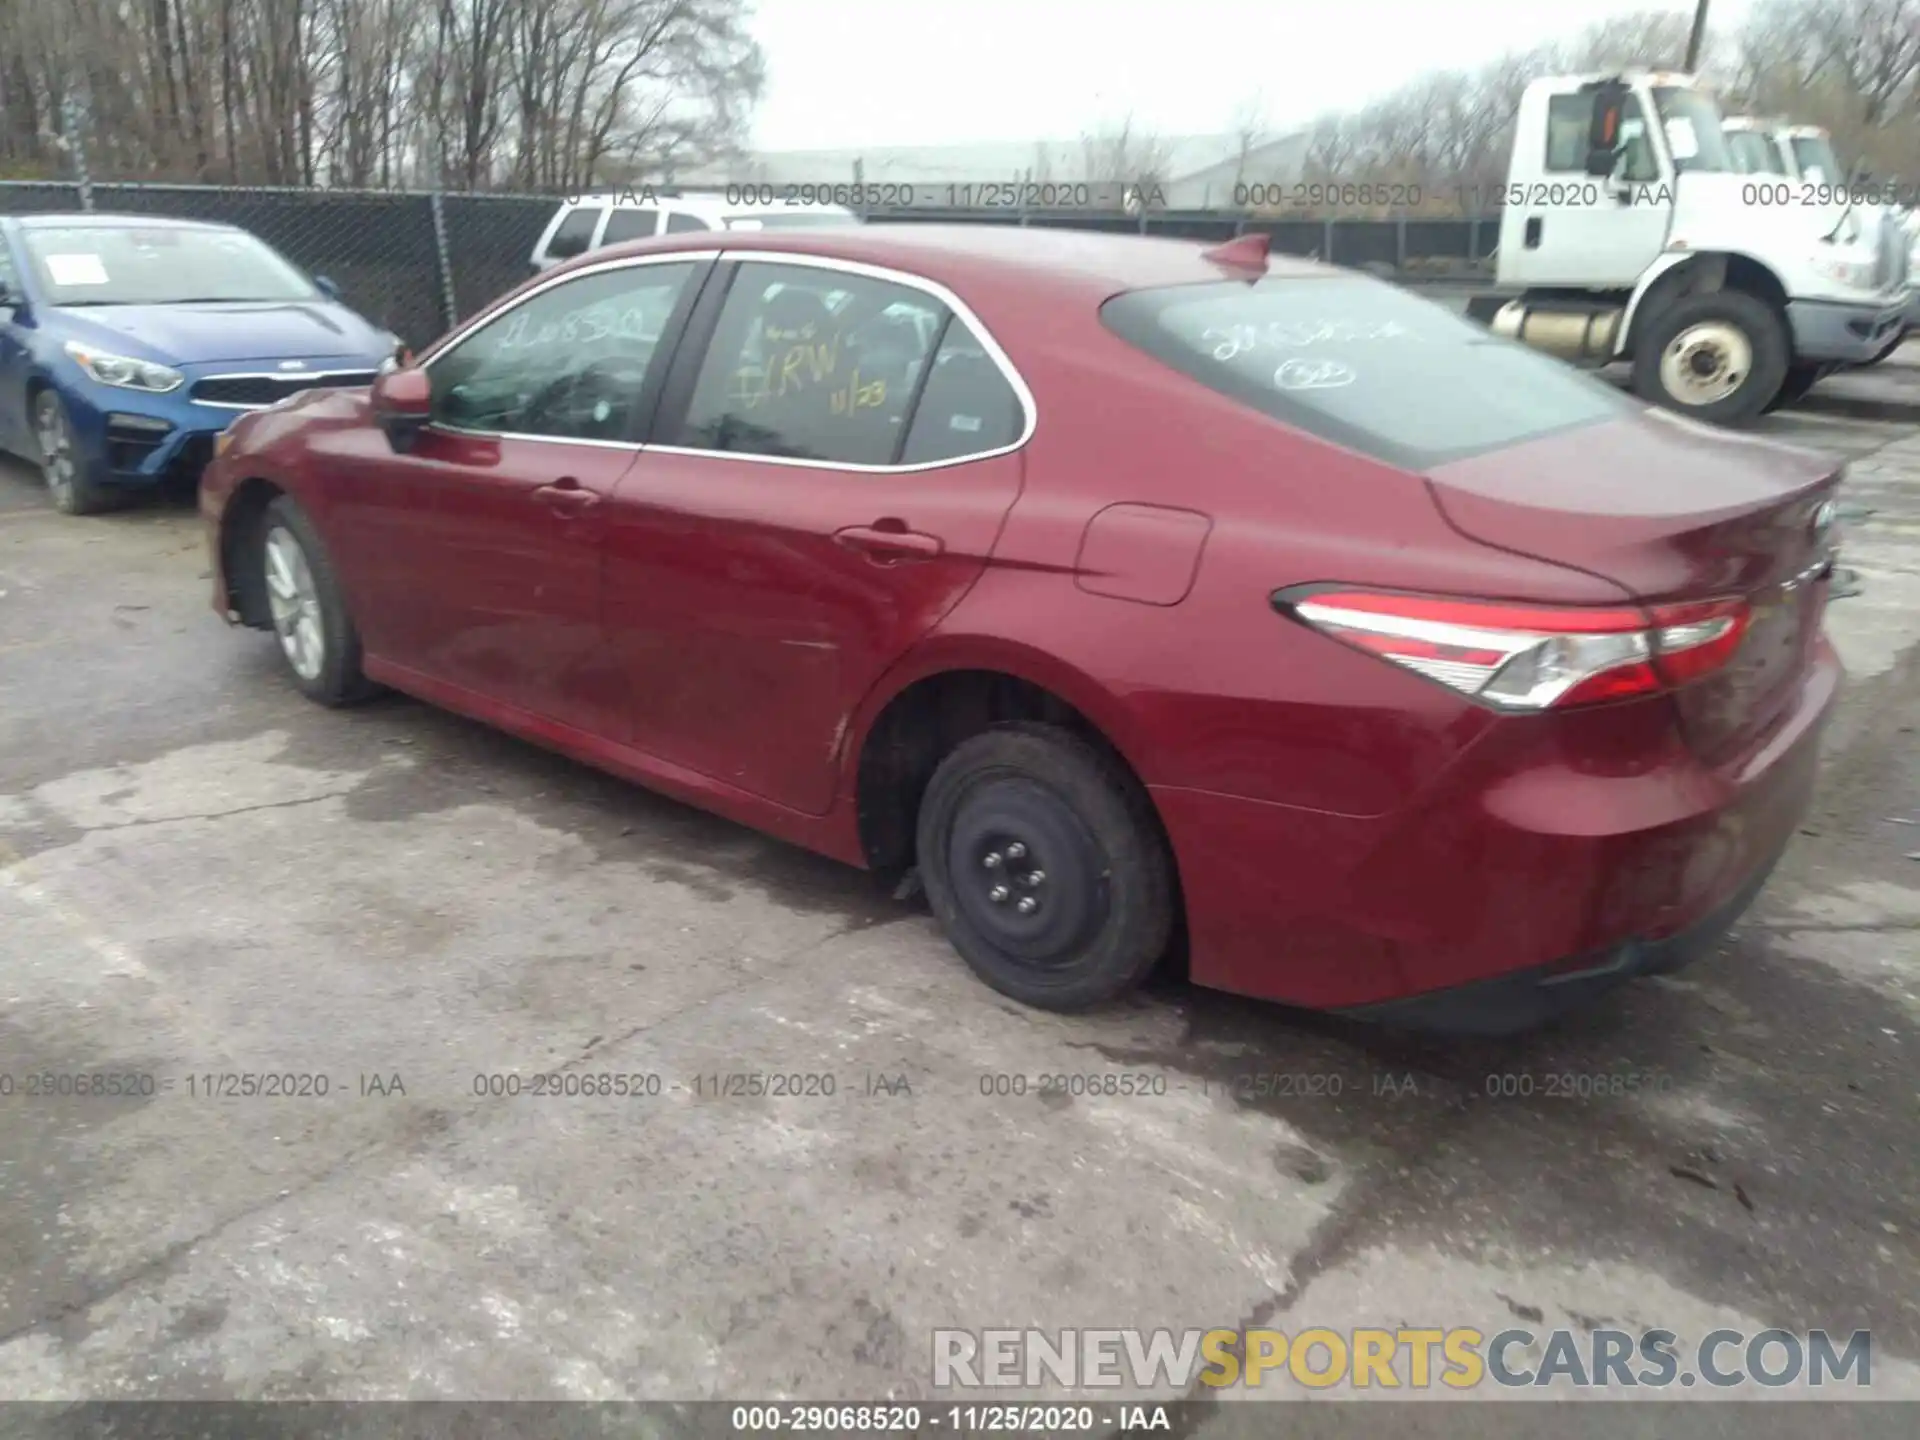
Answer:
top-left (747, 0), bottom-right (1758, 150)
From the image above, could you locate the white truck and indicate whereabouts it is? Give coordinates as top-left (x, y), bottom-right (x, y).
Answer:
top-left (1466, 72), bottom-right (1911, 425)
top-left (1722, 115), bottom-right (1919, 363)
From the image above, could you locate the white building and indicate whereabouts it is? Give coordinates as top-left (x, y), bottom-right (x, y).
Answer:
top-left (674, 132), bottom-right (1309, 210)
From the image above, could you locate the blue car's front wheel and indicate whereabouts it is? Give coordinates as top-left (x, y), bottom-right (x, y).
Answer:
top-left (34, 389), bottom-right (120, 516)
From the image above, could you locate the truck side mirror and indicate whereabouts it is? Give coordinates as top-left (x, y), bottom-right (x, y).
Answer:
top-left (1585, 83), bottom-right (1629, 177)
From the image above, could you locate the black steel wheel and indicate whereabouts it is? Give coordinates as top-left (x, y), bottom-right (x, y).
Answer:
top-left (916, 722), bottom-right (1174, 1010)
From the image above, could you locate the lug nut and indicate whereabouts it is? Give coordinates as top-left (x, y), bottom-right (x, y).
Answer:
top-left (1016, 897), bottom-right (1038, 915)
top-left (989, 885), bottom-right (1010, 903)
top-left (983, 852), bottom-right (1002, 869)
top-left (1024, 870), bottom-right (1045, 887)
top-left (1006, 842), bottom-right (1027, 860)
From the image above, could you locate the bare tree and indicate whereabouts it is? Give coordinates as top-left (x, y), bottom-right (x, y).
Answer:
top-left (0, 0), bottom-right (762, 188)
top-left (1079, 112), bottom-right (1175, 187)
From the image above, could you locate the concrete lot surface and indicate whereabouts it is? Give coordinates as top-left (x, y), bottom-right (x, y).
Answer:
top-left (1, 377), bottom-right (1918, 1425)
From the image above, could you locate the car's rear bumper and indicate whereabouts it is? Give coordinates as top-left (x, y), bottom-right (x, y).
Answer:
top-left (1152, 636), bottom-right (1842, 1029)
top-left (1788, 293), bottom-right (1911, 362)
top-left (1331, 845), bottom-right (1782, 1034)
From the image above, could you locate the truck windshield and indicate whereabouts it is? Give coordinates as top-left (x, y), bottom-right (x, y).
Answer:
top-left (1790, 136), bottom-right (1843, 185)
top-left (1726, 129), bottom-right (1787, 175)
top-left (1099, 276), bottom-right (1633, 471)
top-left (1653, 87), bottom-right (1735, 174)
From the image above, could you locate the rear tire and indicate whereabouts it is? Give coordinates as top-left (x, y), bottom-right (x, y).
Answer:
top-left (915, 722), bottom-right (1174, 1011)
top-left (1631, 290), bottom-right (1789, 427)
top-left (258, 496), bottom-right (379, 707)
top-left (33, 389), bottom-right (123, 515)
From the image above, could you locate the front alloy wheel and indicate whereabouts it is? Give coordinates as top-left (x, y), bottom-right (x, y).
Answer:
top-left (264, 524), bottom-right (326, 682)
top-left (255, 495), bottom-right (379, 707)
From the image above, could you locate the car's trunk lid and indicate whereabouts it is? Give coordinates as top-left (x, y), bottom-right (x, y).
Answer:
top-left (1425, 407), bottom-right (1841, 762)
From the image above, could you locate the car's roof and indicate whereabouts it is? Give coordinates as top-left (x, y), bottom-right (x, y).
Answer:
top-left (12, 212), bottom-right (240, 232)
top-left (569, 223), bottom-right (1334, 298)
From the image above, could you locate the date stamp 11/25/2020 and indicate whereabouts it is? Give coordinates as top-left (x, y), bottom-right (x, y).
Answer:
top-left (0, 1066), bottom-right (1680, 1106)
top-left (568, 181), bottom-right (1177, 212)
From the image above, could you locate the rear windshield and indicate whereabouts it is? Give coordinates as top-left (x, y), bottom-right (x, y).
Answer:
top-left (1100, 276), bottom-right (1632, 470)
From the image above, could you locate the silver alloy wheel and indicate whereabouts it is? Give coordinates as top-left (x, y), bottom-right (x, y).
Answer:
top-left (34, 392), bottom-right (77, 505)
top-left (264, 526), bottom-right (326, 681)
top-left (1660, 321), bottom-right (1754, 407)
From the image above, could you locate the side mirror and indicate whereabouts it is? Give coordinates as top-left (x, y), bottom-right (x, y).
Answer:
top-left (370, 366), bottom-right (431, 453)
top-left (1584, 81), bottom-right (1628, 177)
top-left (313, 274), bottom-right (343, 301)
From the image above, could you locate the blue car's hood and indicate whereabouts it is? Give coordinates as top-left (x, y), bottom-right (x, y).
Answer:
top-left (52, 300), bottom-right (391, 366)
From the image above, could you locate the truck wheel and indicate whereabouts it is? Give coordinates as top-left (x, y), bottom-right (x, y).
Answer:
top-left (915, 722), bottom-right (1175, 1012)
top-left (1765, 362), bottom-right (1825, 413)
top-left (1632, 291), bottom-right (1789, 427)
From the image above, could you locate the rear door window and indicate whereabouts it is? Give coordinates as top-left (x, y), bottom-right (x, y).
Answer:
top-left (664, 212), bottom-right (711, 233)
top-left (900, 319), bottom-right (1025, 464)
top-left (673, 262), bottom-right (950, 466)
top-left (1100, 276), bottom-right (1632, 471)
top-left (544, 207), bottom-right (603, 261)
top-left (601, 210), bottom-right (660, 245)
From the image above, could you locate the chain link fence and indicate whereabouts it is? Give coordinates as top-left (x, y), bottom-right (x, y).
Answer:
top-left (1, 181), bottom-right (1497, 351)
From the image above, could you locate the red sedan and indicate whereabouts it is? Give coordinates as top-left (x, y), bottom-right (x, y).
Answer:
top-left (201, 226), bottom-right (1843, 1033)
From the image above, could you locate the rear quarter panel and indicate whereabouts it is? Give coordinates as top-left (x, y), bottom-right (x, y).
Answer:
top-left (916, 305), bottom-right (1634, 819)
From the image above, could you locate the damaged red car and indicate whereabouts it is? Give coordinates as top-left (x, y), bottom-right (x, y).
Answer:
top-left (201, 225), bottom-right (1844, 1032)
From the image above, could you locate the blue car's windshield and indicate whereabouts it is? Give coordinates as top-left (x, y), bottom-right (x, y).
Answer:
top-left (19, 224), bottom-right (319, 306)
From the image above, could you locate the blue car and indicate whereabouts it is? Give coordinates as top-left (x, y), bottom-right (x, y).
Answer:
top-left (0, 212), bottom-right (404, 514)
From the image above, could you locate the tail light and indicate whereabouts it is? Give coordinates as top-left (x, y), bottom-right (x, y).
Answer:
top-left (1282, 589), bottom-right (1751, 711)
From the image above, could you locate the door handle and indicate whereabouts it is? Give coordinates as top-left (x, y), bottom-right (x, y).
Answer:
top-left (834, 524), bottom-right (944, 560)
top-left (534, 477), bottom-right (601, 513)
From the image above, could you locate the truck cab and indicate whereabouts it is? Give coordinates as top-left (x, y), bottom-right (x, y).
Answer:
top-left (1477, 73), bottom-right (1911, 424)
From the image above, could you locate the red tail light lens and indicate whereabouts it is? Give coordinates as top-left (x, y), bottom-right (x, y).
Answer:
top-left (1285, 590), bottom-right (1752, 711)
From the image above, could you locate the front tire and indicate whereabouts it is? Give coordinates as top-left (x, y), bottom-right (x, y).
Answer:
top-left (1765, 361), bottom-right (1826, 413)
top-left (33, 389), bottom-right (121, 515)
top-left (259, 496), bottom-right (379, 706)
top-left (916, 722), bottom-right (1175, 1011)
top-left (1631, 290), bottom-right (1789, 427)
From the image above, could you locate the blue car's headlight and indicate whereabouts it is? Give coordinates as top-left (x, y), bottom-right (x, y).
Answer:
top-left (63, 341), bottom-right (185, 393)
